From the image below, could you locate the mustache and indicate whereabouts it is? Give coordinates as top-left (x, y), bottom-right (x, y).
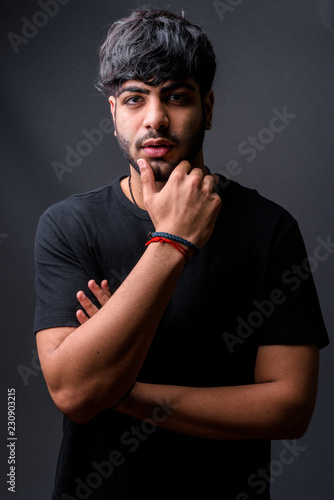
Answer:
top-left (135, 132), bottom-right (180, 150)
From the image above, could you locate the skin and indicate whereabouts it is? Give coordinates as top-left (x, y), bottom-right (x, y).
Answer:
top-left (77, 281), bottom-right (319, 440)
top-left (110, 78), bottom-right (209, 182)
top-left (36, 77), bottom-right (319, 439)
top-left (108, 77), bottom-right (217, 207)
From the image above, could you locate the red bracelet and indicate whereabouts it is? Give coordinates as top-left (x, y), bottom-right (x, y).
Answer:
top-left (145, 236), bottom-right (190, 265)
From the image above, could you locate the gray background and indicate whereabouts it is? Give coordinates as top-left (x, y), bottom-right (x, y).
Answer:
top-left (1, 0), bottom-right (333, 498)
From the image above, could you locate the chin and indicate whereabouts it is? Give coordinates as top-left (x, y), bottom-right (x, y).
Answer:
top-left (152, 168), bottom-right (173, 183)
top-left (146, 159), bottom-right (178, 182)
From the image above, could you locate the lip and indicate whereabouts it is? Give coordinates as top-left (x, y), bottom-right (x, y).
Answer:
top-left (143, 145), bottom-right (173, 157)
top-left (142, 140), bottom-right (174, 158)
top-left (142, 139), bottom-right (174, 148)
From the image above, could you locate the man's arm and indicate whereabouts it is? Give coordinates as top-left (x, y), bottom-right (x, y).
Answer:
top-left (74, 284), bottom-right (319, 440)
top-left (36, 161), bottom-right (221, 424)
top-left (115, 343), bottom-right (319, 440)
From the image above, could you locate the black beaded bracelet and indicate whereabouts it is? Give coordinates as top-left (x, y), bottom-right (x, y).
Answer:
top-left (149, 232), bottom-right (199, 256)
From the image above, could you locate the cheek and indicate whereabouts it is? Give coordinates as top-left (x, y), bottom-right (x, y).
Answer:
top-left (116, 115), bottom-right (140, 142)
top-left (180, 109), bottom-right (203, 129)
top-left (178, 115), bottom-right (203, 140)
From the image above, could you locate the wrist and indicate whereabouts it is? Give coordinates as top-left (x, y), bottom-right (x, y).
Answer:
top-left (145, 238), bottom-right (187, 268)
top-left (145, 237), bottom-right (190, 266)
top-left (149, 232), bottom-right (199, 256)
top-left (146, 232), bottom-right (198, 265)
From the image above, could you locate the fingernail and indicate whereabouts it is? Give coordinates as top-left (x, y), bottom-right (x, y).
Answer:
top-left (137, 159), bottom-right (144, 169)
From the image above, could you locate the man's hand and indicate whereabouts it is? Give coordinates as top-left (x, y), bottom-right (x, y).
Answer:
top-left (138, 159), bottom-right (222, 248)
top-left (76, 279), bottom-right (111, 324)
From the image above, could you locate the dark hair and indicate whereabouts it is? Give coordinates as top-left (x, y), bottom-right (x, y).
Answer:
top-left (96, 8), bottom-right (216, 97)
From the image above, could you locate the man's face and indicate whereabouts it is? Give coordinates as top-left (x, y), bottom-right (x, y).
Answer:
top-left (109, 77), bottom-right (213, 181)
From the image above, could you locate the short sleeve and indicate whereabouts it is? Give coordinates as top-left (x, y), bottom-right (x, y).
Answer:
top-left (33, 207), bottom-right (101, 334)
top-left (257, 218), bottom-right (329, 349)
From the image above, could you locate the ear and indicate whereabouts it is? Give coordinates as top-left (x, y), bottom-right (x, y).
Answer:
top-left (203, 90), bottom-right (214, 130)
top-left (108, 96), bottom-right (117, 137)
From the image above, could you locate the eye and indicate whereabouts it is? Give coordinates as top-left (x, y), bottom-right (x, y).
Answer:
top-left (168, 93), bottom-right (189, 104)
top-left (124, 95), bottom-right (144, 105)
top-left (169, 94), bottom-right (186, 102)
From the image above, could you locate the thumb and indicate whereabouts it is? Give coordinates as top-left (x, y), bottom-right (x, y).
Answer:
top-left (137, 159), bottom-right (157, 198)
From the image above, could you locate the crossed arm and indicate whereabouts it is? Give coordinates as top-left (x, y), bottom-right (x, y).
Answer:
top-left (74, 279), bottom-right (319, 440)
top-left (37, 272), bottom-right (319, 439)
top-left (36, 160), bottom-right (319, 437)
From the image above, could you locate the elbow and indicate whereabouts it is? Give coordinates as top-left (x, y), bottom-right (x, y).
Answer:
top-left (285, 410), bottom-right (313, 440)
top-left (61, 405), bottom-right (95, 425)
top-left (290, 393), bottom-right (317, 438)
top-left (49, 382), bottom-right (131, 424)
top-left (51, 388), bottom-right (96, 424)
top-left (43, 362), bottom-right (136, 424)
top-left (274, 400), bottom-right (316, 440)
top-left (280, 419), bottom-right (310, 441)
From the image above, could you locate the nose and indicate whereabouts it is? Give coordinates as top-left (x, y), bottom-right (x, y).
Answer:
top-left (142, 98), bottom-right (169, 130)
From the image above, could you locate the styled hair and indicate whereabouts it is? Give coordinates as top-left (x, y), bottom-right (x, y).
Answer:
top-left (96, 8), bottom-right (216, 97)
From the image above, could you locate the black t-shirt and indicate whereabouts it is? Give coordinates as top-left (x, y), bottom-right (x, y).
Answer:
top-left (34, 175), bottom-right (329, 499)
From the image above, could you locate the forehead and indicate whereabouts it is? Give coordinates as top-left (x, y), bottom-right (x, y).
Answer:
top-left (116, 77), bottom-right (200, 97)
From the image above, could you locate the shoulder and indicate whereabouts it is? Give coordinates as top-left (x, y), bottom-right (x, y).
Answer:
top-left (217, 175), bottom-right (292, 217)
top-left (216, 175), bottom-right (296, 237)
top-left (38, 180), bottom-right (119, 226)
top-left (35, 180), bottom-right (123, 249)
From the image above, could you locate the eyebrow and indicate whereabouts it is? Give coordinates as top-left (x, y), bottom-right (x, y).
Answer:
top-left (116, 81), bottom-right (197, 97)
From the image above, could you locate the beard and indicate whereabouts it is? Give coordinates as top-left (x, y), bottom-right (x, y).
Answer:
top-left (114, 113), bottom-right (206, 182)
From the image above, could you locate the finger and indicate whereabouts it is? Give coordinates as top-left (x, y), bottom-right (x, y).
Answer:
top-left (76, 290), bottom-right (99, 317)
top-left (188, 167), bottom-right (204, 180)
top-left (172, 160), bottom-right (192, 176)
top-left (202, 174), bottom-right (215, 191)
top-left (101, 280), bottom-right (112, 298)
top-left (76, 309), bottom-right (89, 325)
top-left (88, 280), bottom-right (110, 306)
top-left (137, 159), bottom-right (157, 199)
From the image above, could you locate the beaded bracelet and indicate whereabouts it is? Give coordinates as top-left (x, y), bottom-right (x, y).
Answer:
top-left (148, 232), bottom-right (199, 256)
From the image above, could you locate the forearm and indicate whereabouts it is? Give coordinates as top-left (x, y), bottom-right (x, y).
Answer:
top-left (45, 243), bottom-right (185, 418)
top-left (116, 381), bottom-right (309, 440)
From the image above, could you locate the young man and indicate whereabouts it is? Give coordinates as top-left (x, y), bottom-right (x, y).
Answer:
top-left (34, 9), bottom-right (329, 499)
